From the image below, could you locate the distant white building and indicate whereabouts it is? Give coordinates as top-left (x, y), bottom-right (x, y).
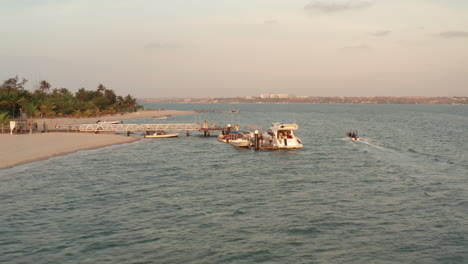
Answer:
top-left (260, 93), bottom-right (290, 99)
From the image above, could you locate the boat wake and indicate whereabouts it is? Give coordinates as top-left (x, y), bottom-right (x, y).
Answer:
top-left (358, 138), bottom-right (395, 152)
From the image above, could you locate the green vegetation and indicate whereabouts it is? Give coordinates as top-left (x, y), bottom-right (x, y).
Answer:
top-left (0, 76), bottom-right (143, 120)
top-left (0, 112), bottom-right (10, 133)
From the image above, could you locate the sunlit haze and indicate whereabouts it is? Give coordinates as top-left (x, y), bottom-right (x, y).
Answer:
top-left (1, 0), bottom-right (467, 98)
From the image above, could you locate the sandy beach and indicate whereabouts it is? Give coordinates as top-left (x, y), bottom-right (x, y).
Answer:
top-left (0, 133), bottom-right (140, 169)
top-left (0, 110), bottom-right (196, 169)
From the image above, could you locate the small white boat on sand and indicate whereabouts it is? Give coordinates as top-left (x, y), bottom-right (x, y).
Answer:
top-left (98, 120), bottom-right (121, 124)
top-left (144, 130), bottom-right (179, 138)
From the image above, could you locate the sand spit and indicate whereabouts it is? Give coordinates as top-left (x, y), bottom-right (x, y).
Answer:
top-left (1, 110), bottom-right (196, 169)
top-left (0, 133), bottom-right (139, 169)
top-left (34, 110), bottom-right (195, 126)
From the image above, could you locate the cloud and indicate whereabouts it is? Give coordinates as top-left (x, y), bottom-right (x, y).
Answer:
top-left (0, 0), bottom-right (72, 9)
top-left (264, 19), bottom-right (278, 25)
top-left (340, 44), bottom-right (371, 51)
top-left (144, 42), bottom-right (178, 49)
top-left (368, 30), bottom-right (391, 37)
top-left (436, 31), bottom-right (468, 39)
top-left (304, 0), bottom-right (373, 14)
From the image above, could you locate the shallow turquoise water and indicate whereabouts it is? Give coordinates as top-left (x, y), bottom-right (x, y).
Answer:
top-left (1, 104), bottom-right (467, 263)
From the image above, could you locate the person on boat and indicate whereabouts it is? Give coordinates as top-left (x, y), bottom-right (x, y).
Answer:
top-left (351, 132), bottom-right (356, 138)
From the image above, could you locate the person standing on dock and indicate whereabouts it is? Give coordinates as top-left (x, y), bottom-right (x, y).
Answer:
top-left (211, 121), bottom-right (215, 129)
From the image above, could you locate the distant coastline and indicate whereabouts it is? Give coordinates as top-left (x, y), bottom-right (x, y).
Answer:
top-left (139, 96), bottom-right (468, 105)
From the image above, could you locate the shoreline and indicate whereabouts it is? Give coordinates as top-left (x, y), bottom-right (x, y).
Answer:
top-left (0, 110), bottom-right (196, 170)
top-left (34, 110), bottom-right (196, 126)
top-left (0, 133), bottom-right (140, 170)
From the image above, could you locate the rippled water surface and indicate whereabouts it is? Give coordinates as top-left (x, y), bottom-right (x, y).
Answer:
top-left (1, 104), bottom-right (467, 264)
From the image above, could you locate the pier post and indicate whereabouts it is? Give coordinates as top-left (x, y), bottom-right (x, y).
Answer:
top-left (254, 130), bottom-right (260, 150)
top-left (226, 124), bottom-right (231, 143)
top-left (186, 130), bottom-right (190, 136)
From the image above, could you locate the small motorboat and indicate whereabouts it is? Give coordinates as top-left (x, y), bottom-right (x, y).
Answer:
top-left (219, 131), bottom-right (251, 146)
top-left (346, 131), bottom-right (360, 141)
top-left (218, 133), bottom-right (229, 143)
top-left (144, 130), bottom-right (179, 138)
top-left (229, 132), bottom-right (252, 148)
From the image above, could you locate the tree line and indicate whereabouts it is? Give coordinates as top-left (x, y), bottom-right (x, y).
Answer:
top-left (0, 76), bottom-right (143, 125)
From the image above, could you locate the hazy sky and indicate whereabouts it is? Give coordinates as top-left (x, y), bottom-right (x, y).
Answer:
top-left (1, 0), bottom-right (467, 98)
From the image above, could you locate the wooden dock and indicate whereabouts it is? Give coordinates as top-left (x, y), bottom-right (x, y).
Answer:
top-left (76, 123), bottom-right (230, 137)
top-left (78, 123), bottom-right (201, 132)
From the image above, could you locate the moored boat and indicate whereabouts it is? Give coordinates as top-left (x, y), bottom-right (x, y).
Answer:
top-left (218, 133), bottom-right (229, 143)
top-left (144, 130), bottom-right (179, 138)
top-left (228, 132), bottom-right (252, 148)
top-left (255, 123), bottom-right (303, 149)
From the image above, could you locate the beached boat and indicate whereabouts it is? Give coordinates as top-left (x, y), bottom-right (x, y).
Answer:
top-left (153, 116), bottom-right (169, 120)
top-left (257, 123), bottom-right (303, 149)
top-left (144, 130), bottom-right (179, 138)
top-left (98, 120), bottom-right (121, 124)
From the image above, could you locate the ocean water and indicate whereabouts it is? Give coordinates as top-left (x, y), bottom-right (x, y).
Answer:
top-left (1, 104), bottom-right (467, 264)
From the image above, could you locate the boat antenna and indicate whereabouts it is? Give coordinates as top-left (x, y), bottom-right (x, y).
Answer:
top-left (293, 112), bottom-right (297, 124)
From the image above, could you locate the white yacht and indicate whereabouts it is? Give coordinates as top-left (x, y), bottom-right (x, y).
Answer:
top-left (259, 123), bottom-right (303, 149)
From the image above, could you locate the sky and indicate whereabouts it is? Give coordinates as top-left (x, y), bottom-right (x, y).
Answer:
top-left (0, 0), bottom-right (467, 98)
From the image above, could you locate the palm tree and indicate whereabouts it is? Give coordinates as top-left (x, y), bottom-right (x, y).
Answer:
top-left (0, 96), bottom-right (16, 116)
top-left (39, 102), bottom-right (57, 118)
top-left (0, 112), bottom-right (10, 134)
top-left (97, 84), bottom-right (106, 95)
top-left (24, 101), bottom-right (40, 134)
top-left (75, 88), bottom-right (88, 102)
top-left (39, 80), bottom-right (51, 94)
